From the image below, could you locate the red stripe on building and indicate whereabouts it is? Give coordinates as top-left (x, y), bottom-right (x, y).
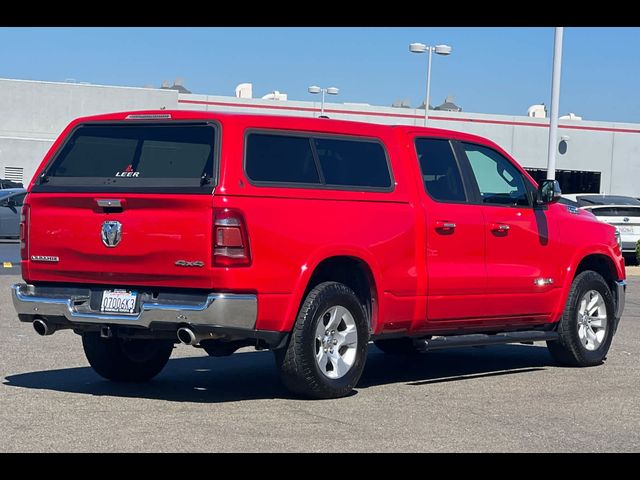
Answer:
top-left (178, 99), bottom-right (640, 134)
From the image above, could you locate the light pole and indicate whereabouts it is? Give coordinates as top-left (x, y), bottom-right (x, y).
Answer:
top-left (546, 27), bottom-right (564, 181)
top-left (409, 43), bottom-right (452, 126)
top-left (308, 85), bottom-right (339, 118)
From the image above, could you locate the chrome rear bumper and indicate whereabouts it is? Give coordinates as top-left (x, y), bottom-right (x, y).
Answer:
top-left (12, 283), bottom-right (257, 330)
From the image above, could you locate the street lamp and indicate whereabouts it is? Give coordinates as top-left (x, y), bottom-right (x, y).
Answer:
top-left (409, 42), bottom-right (452, 126)
top-left (546, 27), bottom-right (564, 181)
top-left (308, 85), bottom-right (339, 118)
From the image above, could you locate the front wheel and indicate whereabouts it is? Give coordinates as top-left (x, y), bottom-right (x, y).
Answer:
top-left (547, 270), bottom-right (615, 367)
top-left (82, 333), bottom-right (174, 382)
top-left (275, 282), bottom-right (369, 399)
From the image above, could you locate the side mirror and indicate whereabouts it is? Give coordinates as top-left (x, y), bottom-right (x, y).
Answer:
top-left (537, 179), bottom-right (562, 205)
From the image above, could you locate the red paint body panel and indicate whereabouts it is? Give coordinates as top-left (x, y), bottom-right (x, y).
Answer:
top-left (23, 110), bottom-right (626, 335)
top-left (421, 202), bottom-right (487, 322)
top-left (25, 194), bottom-right (214, 288)
top-left (481, 205), bottom-right (561, 319)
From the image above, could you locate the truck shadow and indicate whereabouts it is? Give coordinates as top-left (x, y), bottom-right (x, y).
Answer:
top-left (4, 344), bottom-right (553, 403)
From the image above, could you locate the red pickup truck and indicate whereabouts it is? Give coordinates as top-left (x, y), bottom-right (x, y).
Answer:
top-left (12, 110), bottom-right (626, 399)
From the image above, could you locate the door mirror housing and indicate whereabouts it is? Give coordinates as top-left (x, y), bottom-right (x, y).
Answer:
top-left (537, 179), bottom-right (562, 205)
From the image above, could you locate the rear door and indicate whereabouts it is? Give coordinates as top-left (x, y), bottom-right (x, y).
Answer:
top-left (412, 136), bottom-right (487, 324)
top-left (26, 121), bottom-right (218, 288)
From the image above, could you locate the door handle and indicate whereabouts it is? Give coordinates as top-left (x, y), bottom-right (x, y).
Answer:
top-left (435, 220), bottom-right (457, 230)
top-left (490, 223), bottom-right (510, 232)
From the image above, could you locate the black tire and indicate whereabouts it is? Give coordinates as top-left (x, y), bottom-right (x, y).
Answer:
top-left (275, 281), bottom-right (369, 399)
top-left (547, 270), bottom-right (615, 367)
top-left (374, 338), bottom-right (421, 355)
top-left (82, 333), bottom-right (174, 382)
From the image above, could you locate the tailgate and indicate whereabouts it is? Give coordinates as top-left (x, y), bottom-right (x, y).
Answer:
top-left (26, 194), bottom-right (214, 288)
top-left (24, 120), bottom-right (218, 289)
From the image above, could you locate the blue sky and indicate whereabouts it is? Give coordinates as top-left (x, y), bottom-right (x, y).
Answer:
top-left (1, 27), bottom-right (638, 123)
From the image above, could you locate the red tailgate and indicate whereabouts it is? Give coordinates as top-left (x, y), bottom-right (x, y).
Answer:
top-left (25, 193), bottom-right (214, 288)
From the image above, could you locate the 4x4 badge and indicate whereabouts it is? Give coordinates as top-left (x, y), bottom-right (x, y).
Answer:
top-left (175, 260), bottom-right (205, 268)
top-left (101, 221), bottom-right (122, 247)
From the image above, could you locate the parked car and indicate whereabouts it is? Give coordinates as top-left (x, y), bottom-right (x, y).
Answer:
top-left (0, 179), bottom-right (24, 189)
top-left (558, 195), bottom-right (580, 209)
top-left (0, 188), bottom-right (26, 238)
top-left (11, 111), bottom-right (626, 399)
top-left (571, 195), bottom-right (640, 260)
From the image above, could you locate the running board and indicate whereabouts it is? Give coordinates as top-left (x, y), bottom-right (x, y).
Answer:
top-left (414, 330), bottom-right (559, 352)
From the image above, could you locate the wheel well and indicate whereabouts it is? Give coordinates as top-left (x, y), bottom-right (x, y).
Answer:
top-left (575, 254), bottom-right (617, 291)
top-left (304, 256), bottom-right (377, 331)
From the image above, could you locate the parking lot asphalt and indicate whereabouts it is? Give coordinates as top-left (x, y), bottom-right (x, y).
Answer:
top-left (0, 241), bottom-right (20, 275)
top-left (0, 272), bottom-right (638, 452)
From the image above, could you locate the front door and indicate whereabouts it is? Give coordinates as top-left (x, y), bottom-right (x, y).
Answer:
top-left (457, 141), bottom-right (561, 321)
top-left (413, 136), bottom-right (486, 325)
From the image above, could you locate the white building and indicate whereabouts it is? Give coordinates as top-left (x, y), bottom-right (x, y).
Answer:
top-left (1, 77), bottom-right (638, 196)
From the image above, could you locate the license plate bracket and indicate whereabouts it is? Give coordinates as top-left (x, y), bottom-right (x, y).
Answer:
top-left (100, 289), bottom-right (138, 314)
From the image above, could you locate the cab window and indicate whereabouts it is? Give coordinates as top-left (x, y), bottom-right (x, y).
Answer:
top-left (415, 138), bottom-right (466, 202)
top-left (461, 142), bottom-right (529, 207)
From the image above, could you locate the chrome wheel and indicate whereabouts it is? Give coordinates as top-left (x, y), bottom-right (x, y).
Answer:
top-left (577, 289), bottom-right (608, 351)
top-left (314, 305), bottom-right (358, 379)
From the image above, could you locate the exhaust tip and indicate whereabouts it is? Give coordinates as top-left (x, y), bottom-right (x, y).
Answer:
top-left (177, 327), bottom-right (196, 345)
top-left (33, 318), bottom-right (52, 336)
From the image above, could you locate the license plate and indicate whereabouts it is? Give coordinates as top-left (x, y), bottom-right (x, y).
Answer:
top-left (618, 225), bottom-right (634, 234)
top-left (101, 289), bottom-right (138, 314)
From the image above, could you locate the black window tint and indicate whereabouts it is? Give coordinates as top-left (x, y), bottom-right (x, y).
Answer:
top-left (314, 138), bottom-right (391, 188)
top-left (415, 138), bottom-right (466, 202)
top-left (526, 168), bottom-right (601, 194)
top-left (47, 124), bottom-right (215, 179)
top-left (590, 207), bottom-right (640, 217)
top-left (52, 135), bottom-right (137, 177)
top-left (137, 140), bottom-right (212, 178)
top-left (246, 134), bottom-right (320, 184)
top-left (462, 143), bottom-right (529, 207)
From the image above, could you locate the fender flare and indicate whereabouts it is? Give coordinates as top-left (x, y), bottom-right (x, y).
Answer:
top-left (282, 246), bottom-right (384, 332)
top-left (551, 244), bottom-right (624, 321)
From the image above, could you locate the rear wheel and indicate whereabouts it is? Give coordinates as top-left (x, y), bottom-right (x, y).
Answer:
top-left (275, 282), bottom-right (369, 399)
top-left (547, 271), bottom-right (615, 367)
top-left (82, 333), bottom-right (174, 382)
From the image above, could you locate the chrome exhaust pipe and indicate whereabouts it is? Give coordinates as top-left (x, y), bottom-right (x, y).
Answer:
top-left (33, 318), bottom-right (56, 336)
top-left (177, 327), bottom-right (198, 345)
top-left (177, 327), bottom-right (218, 346)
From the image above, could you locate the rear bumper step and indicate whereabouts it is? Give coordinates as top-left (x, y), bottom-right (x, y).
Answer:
top-left (414, 330), bottom-right (559, 352)
top-left (12, 283), bottom-right (257, 331)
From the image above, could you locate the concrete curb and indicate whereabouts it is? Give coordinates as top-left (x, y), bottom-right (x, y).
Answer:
top-left (626, 266), bottom-right (640, 276)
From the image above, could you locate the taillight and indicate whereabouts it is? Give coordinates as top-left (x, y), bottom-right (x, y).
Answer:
top-left (20, 202), bottom-right (30, 261)
top-left (213, 208), bottom-right (251, 267)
